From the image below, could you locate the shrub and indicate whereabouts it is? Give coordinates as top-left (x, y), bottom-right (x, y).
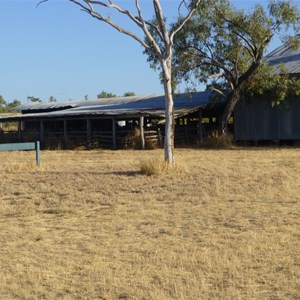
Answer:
top-left (201, 130), bottom-right (233, 149)
top-left (44, 136), bottom-right (64, 150)
top-left (124, 127), bottom-right (141, 149)
top-left (145, 139), bottom-right (159, 150)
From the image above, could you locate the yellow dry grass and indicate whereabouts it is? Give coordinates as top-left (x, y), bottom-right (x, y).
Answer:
top-left (0, 148), bottom-right (299, 299)
top-left (140, 157), bottom-right (188, 176)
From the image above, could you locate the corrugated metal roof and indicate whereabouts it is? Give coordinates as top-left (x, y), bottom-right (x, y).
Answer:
top-left (15, 101), bottom-right (77, 112)
top-left (0, 91), bottom-right (213, 122)
top-left (265, 34), bottom-right (300, 75)
top-left (14, 95), bottom-right (150, 112)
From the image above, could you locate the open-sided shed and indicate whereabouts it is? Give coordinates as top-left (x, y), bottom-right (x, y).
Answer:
top-left (0, 91), bottom-right (222, 149)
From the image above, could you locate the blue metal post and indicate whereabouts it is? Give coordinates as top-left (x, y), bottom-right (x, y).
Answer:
top-left (36, 141), bottom-right (40, 167)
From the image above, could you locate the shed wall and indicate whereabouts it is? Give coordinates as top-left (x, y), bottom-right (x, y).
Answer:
top-left (234, 98), bottom-right (300, 141)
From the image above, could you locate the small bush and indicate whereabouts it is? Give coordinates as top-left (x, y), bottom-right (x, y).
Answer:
top-left (44, 136), bottom-right (64, 150)
top-left (201, 131), bottom-right (233, 149)
top-left (124, 128), bottom-right (141, 149)
top-left (140, 157), bottom-right (187, 176)
top-left (145, 139), bottom-right (159, 150)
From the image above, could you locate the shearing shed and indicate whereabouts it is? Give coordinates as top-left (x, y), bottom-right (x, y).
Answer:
top-left (234, 34), bottom-right (300, 144)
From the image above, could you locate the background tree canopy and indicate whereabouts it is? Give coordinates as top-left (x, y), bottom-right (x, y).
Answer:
top-left (172, 0), bottom-right (300, 132)
top-left (27, 96), bottom-right (42, 103)
top-left (0, 96), bottom-right (21, 113)
top-left (97, 91), bottom-right (136, 98)
top-left (123, 91), bottom-right (136, 97)
top-left (97, 91), bottom-right (117, 99)
top-left (146, 0), bottom-right (300, 133)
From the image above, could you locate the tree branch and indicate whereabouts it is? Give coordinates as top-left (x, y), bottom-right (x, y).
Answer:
top-left (208, 72), bottom-right (224, 79)
top-left (153, 0), bottom-right (170, 48)
top-left (181, 43), bottom-right (238, 87)
top-left (230, 29), bottom-right (257, 58)
top-left (170, 0), bottom-right (202, 44)
top-left (36, 0), bottom-right (48, 7)
top-left (68, 0), bottom-right (163, 58)
top-left (134, 0), bottom-right (164, 43)
top-left (216, 8), bottom-right (257, 56)
top-left (88, 0), bottom-right (144, 28)
top-left (210, 86), bottom-right (227, 98)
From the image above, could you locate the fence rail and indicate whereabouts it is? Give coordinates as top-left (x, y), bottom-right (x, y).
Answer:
top-left (0, 141), bottom-right (40, 167)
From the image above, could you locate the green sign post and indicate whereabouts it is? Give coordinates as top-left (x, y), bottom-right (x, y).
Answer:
top-left (0, 141), bottom-right (41, 167)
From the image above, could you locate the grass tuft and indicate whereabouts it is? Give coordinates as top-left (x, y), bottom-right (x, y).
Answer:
top-left (140, 157), bottom-right (188, 176)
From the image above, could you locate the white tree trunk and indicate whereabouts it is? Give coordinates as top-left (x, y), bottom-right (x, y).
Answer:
top-left (161, 58), bottom-right (174, 165)
top-left (43, 0), bottom-right (202, 164)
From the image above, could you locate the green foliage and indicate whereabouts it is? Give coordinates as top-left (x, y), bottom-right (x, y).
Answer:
top-left (169, 0), bottom-right (300, 130)
top-left (123, 91), bottom-right (135, 97)
top-left (27, 96), bottom-right (41, 102)
top-left (97, 91), bottom-right (136, 98)
top-left (97, 91), bottom-right (116, 98)
top-left (6, 99), bottom-right (21, 111)
top-left (173, 0), bottom-right (299, 87)
top-left (49, 96), bottom-right (57, 102)
top-left (269, 0), bottom-right (300, 25)
top-left (0, 96), bottom-right (7, 112)
top-left (245, 63), bottom-right (300, 104)
top-left (0, 96), bottom-right (21, 113)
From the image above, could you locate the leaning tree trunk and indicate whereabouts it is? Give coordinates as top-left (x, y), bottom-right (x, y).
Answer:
top-left (220, 60), bottom-right (263, 134)
top-left (220, 61), bottom-right (262, 134)
top-left (161, 58), bottom-right (175, 165)
top-left (220, 89), bottom-right (241, 134)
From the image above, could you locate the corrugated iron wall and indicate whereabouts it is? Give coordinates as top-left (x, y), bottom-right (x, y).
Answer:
top-left (234, 98), bottom-right (300, 141)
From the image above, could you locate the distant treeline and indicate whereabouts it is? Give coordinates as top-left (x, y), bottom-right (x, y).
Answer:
top-left (0, 96), bottom-right (21, 113)
top-left (0, 91), bottom-right (136, 113)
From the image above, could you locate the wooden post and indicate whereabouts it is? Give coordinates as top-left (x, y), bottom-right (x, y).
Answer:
top-left (199, 109), bottom-right (203, 143)
top-left (40, 120), bottom-right (44, 144)
top-left (64, 119), bottom-right (68, 146)
top-left (18, 121), bottom-right (22, 142)
top-left (112, 118), bottom-right (117, 150)
top-left (140, 116), bottom-right (145, 150)
top-left (157, 127), bottom-right (163, 147)
top-left (86, 119), bottom-right (92, 147)
top-left (184, 118), bottom-right (190, 144)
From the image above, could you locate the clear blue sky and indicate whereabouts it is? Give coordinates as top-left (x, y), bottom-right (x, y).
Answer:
top-left (0, 0), bottom-right (299, 103)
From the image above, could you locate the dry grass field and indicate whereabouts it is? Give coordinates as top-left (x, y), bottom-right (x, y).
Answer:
top-left (0, 148), bottom-right (299, 299)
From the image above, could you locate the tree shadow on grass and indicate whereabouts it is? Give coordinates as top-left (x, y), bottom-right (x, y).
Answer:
top-left (102, 170), bottom-right (142, 177)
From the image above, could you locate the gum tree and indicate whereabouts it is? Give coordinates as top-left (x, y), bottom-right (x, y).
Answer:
top-left (172, 0), bottom-right (299, 133)
top-left (40, 0), bottom-right (201, 164)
